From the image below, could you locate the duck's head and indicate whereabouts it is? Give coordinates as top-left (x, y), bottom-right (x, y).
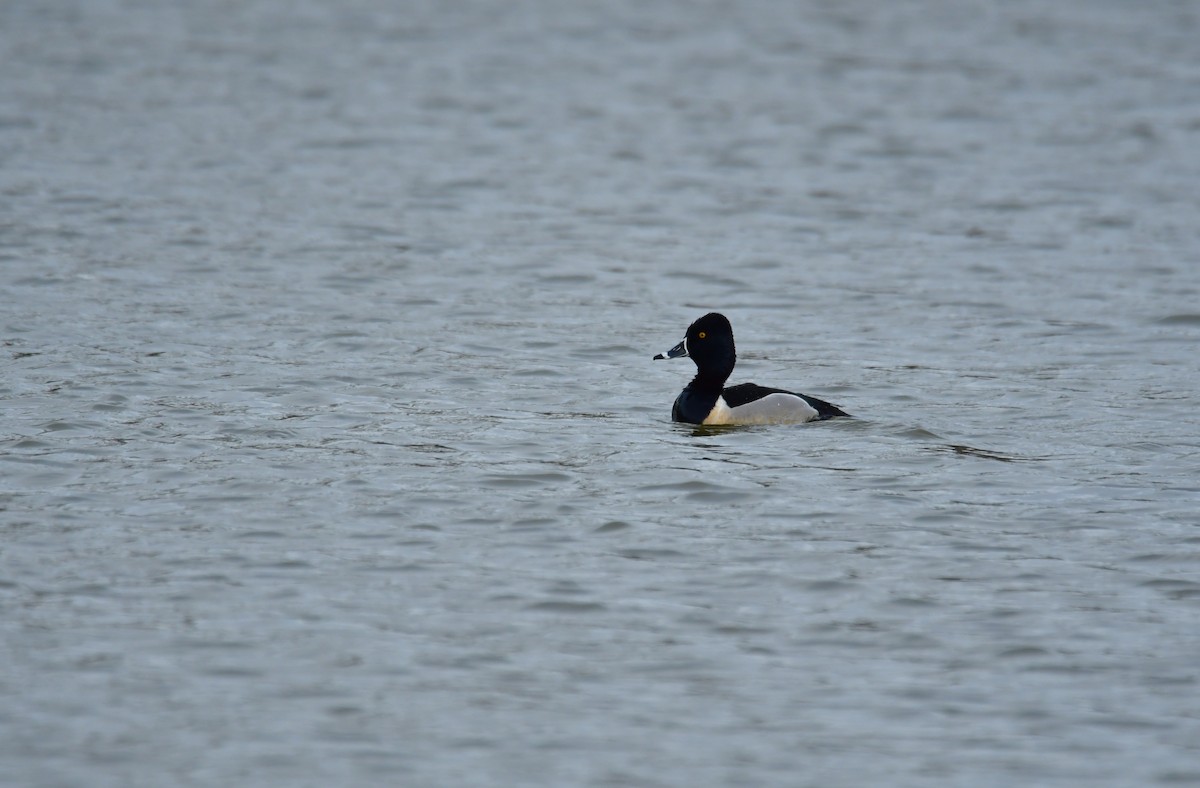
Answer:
top-left (653, 312), bottom-right (736, 377)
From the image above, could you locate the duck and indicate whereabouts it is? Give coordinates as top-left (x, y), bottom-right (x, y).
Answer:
top-left (653, 312), bottom-right (850, 425)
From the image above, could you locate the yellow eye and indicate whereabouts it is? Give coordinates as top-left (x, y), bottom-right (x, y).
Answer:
top-left (697, 331), bottom-right (706, 339)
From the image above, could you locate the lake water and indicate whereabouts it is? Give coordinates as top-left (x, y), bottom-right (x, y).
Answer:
top-left (3, 1), bottom-right (1199, 785)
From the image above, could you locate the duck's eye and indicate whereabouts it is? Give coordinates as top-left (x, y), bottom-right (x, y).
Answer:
top-left (697, 331), bottom-right (706, 339)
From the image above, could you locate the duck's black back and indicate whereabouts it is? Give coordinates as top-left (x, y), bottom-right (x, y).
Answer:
top-left (722, 383), bottom-right (850, 420)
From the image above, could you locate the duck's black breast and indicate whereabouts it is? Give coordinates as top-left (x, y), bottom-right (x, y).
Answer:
top-left (671, 386), bottom-right (720, 424)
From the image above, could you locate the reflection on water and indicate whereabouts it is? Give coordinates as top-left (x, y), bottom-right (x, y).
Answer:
top-left (928, 444), bottom-right (1040, 463)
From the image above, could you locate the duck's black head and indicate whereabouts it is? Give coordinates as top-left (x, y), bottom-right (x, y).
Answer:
top-left (653, 312), bottom-right (737, 386)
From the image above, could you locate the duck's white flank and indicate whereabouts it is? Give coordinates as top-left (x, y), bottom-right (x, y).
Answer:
top-left (702, 393), bottom-right (819, 426)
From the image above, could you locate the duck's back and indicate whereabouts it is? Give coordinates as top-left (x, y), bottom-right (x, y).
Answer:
top-left (723, 383), bottom-right (849, 421)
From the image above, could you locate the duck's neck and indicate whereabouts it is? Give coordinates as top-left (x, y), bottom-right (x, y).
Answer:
top-left (688, 366), bottom-right (732, 395)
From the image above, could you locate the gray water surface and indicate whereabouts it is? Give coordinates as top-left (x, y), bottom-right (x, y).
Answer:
top-left (3, 1), bottom-right (1200, 786)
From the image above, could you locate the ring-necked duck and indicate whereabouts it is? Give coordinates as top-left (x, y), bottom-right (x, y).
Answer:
top-left (654, 312), bottom-right (850, 425)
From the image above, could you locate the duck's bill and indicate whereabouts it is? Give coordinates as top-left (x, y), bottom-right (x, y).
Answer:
top-left (653, 339), bottom-right (688, 360)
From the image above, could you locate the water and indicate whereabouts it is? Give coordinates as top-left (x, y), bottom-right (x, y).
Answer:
top-left (3, 1), bottom-right (1199, 785)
